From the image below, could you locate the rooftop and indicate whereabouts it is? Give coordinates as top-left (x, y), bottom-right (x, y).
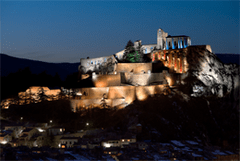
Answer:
top-left (166, 35), bottom-right (189, 38)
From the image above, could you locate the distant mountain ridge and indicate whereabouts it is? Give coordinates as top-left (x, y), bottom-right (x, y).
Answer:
top-left (1, 53), bottom-right (239, 80)
top-left (0, 53), bottom-right (80, 80)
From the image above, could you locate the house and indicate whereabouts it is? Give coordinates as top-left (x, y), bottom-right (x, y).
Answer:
top-left (138, 142), bottom-right (148, 150)
top-left (212, 150), bottom-right (239, 161)
top-left (103, 147), bottom-right (122, 156)
top-left (47, 126), bottom-right (65, 135)
top-left (20, 128), bottom-right (38, 140)
top-left (120, 134), bottom-right (136, 147)
top-left (87, 141), bottom-right (100, 149)
top-left (4, 124), bottom-right (24, 138)
top-left (190, 153), bottom-right (204, 160)
top-left (78, 139), bottom-right (88, 149)
top-left (102, 136), bottom-right (121, 148)
top-left (59, 137), bottom-right (79, 148)
top-left (0, 130), bottom-right (12, 144)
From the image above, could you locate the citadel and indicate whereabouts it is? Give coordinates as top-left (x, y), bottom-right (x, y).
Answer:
top-left (71, 28), bottom-right (213, 111)
top-left (2, 28), bottom-right (220, 111)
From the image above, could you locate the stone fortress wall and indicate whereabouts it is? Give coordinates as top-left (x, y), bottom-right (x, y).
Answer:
top-left (70, 84), bottom-right (168, 111)
top-left (116, 63), bottom-right (152, 74)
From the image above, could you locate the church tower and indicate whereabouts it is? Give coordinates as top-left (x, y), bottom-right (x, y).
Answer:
top-left (157, 28), bottom-right (168, 50)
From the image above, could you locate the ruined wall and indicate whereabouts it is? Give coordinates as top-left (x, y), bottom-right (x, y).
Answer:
top-left (80, 55), bottom-right (117, 74)
top-left (116, 63), bottom-right (152, 74)
top-left (141, 44), bottom-right (157, 54)
top-left (114, 50), bottom-right (125, 61)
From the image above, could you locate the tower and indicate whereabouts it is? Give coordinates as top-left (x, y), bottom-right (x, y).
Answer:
top-left (157, 28), bottom-right (168, 50)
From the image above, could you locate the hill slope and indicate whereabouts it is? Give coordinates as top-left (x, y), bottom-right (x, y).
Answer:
top-left (0, 53), bottom-right (79, 80)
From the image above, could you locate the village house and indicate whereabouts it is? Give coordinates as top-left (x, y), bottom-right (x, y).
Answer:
top-left (47, 126), bottom-right (65, 135)
top-left (4, 124), bottom-right (24, 138)
top-left (59, 136), bottom-right (79, 148)
top-left (0, 130), bottom-right (13, 144)
top-left (138, 141), bottom-right (149, 150)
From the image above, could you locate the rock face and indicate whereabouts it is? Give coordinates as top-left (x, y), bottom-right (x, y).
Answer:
top-left (186, 46), bottom-right (239, 100)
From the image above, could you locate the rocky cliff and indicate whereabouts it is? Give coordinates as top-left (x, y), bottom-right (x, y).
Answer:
top-left (185, 46), bottom-right (239, 101)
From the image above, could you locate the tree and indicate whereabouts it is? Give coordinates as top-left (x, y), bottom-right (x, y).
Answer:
top-left (100, 93), bottom-right (109, 109)
top-left (53, 72), bottom-right (62, 87)
top-left (38, 87), bottom-right (49, 102)
top-left (43, 131), bottom-right (55, 147)
top-left (123, 40), bottom-right (144, 63)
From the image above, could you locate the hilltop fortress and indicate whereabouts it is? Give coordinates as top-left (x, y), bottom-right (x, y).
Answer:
top-left (2, 28), bottom-right (238, 112)
top-left (71, 28), bottom-right (213, 111)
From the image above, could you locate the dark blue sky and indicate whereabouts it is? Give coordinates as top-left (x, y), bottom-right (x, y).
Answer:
top-left (1, 1), bottom-right (239, 63)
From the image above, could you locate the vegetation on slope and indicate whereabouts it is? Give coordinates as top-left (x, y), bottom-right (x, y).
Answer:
top-left (2, 93), bottom-right (238, 150)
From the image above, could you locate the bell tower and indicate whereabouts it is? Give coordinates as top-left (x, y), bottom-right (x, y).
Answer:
top-left (157, 28), bottom-right (168, 50)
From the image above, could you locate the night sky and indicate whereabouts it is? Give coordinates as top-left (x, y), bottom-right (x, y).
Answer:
top-left (1, 1), bottom-right (239, 63)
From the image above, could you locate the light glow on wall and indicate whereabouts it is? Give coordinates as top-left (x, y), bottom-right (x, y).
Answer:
top-left (136, 88), bottom-right (148, 101)
top-left (0, 140), bottom-right (7, 144)
top-left (172, 38), bottom-right (175, 49)
top-left (37, 128), bottom-right (45, 132)
top-left (103, 142), bottom-right (112, 148)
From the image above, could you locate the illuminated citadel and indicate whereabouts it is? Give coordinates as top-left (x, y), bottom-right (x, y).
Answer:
top-left (71, 28), bottom-right (212, 111)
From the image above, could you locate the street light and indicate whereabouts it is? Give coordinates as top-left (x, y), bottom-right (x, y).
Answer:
top-left (20, 117), bottom-right (23, 120)
top-left (50, 120), bottom-right (52, 123)
top-left (86, 122), bottom-right (89, 126)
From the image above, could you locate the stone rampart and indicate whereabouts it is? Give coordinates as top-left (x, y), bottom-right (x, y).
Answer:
top-left (92, 73), bottom-right (121, 87)
top-left (123, 73), bottom-right (166, 86)
top-left (70, 98), bottom-right (126, 112)
top-left (116, 63), bottom-right (152, 74)
top-left (72, 84), bottom-right (168, 110)
top-left (108, 86), bottom-right (136, 104)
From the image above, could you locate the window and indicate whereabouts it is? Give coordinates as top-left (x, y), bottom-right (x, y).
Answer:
top-left (151, 47), bottom-right (153, 50)
top-left (145, 48), bottom-right (147, 54)
top-left (91, 61), bottom-right (93, 64)
top-left (95, 61), bottom-right (96, 64)
top-left (104, 58), bottom-right (107, 62)
top-left (169, 42), bottom-right (171, 48)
